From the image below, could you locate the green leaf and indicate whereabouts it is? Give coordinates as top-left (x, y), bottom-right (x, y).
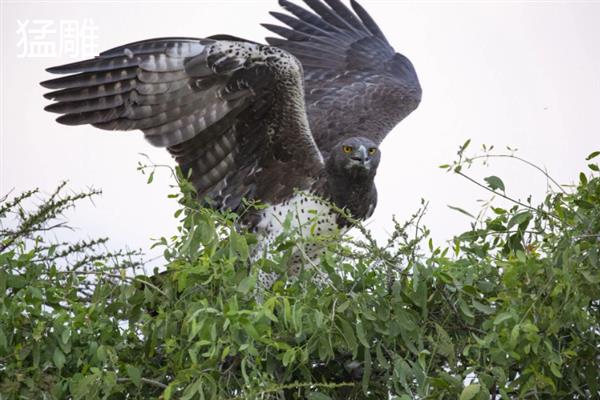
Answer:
top-left (337, 300), bottom-right (351, 313)
top-left (282, 349), bottom-right (295, 367)
top-left (356, 321), bottom-right (370, 348)
top-left (459, 139), bottom-right (472, 154)
top-left (375, 342), bottom-right (388, 368)
top-left (339, 318), bottom-right (358, 355)
top-left (472, 300), bottom-right (494, 315)
top-left (0, 329), bottom-right (7, 352)
top-left (493, 312), bottom-right (514, 325)
top-left (362, 349), bottom-right (372, 395)
top-left (53, 348), bottom-right (65, 370)
top-left (588, 163), bottom-right (599, 172)
top-left (448, 205), bottom-right (475, 219)
top-left (96, 345), bottom-right (107, 362)
top-left (586, 150), bottom-right (600, 160)
top-left (8, 275), bottom-right (27, 289)
top-left (263, 306), bottom-right (278, 323)
top-left (550, 363), bottom-right (563, 378)
top-left (509, 324), bottom-right (521, 349)
top-left (581, 271), bottom-right (600, 284)
top-left (484, 176), bottom-right (506, 192)
top-left (230, 231), bottom-right (249, 260)
top-left (126, 364), bottom-right (142, 387)
top-left (237, 276), bottom-right (256, 295)
top-left (460, 384), bottom-right (481, 400)
top-left (507, 211), bottom-right (532, 230)
top-left (242, 323), bottom-right (261, 341)
top-left (458, 298), bottom-right (474, 318)
top-left (163, 383), bottom-right (174, 400)
top-left (283, 297), bottom-right (292, 327)
top-left (61, 329), bottom-right (70, 345)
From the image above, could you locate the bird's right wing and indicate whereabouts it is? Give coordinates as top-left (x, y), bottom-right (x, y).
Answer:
top-left (42, 38), bottom-right (324, 210)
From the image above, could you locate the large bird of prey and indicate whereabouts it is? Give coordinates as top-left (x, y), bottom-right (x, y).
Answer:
top-left (41, 0), bottom-right (421, 288)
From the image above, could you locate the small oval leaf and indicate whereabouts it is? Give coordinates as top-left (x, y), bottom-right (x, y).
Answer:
top-left (484, 176), bottom-right (506, 192)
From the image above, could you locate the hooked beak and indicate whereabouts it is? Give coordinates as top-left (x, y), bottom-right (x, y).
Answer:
top-left (351, 145), bottom-right (371, 168)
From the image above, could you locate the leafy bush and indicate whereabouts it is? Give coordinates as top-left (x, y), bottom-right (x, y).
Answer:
top-left (1, 145), bottom-right (599, 399)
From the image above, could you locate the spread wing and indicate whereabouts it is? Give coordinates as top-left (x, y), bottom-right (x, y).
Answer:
top-left (263, 0), bottom-right (422, 157)
top-left (41, 38), bottom-right (324, 211)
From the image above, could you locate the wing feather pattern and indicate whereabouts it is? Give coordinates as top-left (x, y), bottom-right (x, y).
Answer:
top-left (42, 38), bottom-right (323, 211)
top-left (264, 0), bottom-right (422, 156)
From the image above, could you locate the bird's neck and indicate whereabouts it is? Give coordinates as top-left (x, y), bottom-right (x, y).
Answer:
top-left (320, 165), bottom-right (377, 225)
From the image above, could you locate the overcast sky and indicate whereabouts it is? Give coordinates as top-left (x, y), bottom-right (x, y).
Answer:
top-left (1, 0), bottom-right (599, 263)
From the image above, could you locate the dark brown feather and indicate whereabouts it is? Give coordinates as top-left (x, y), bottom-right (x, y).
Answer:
top-left (42, 38), bottom-right (324, 212)
top-left (264, 0), bottom-right (422, 157)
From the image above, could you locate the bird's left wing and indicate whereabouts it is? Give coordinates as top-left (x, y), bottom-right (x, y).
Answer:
top-left (263, 0), bottom-right (422, 156)
top-left (42, 37), bottom-right (323, 211)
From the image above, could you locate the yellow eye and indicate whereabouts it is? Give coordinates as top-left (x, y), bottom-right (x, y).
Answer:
top-left (368, 148), bottom-right (377, 155)
top-left (343, 146), bottom-right (353, 154)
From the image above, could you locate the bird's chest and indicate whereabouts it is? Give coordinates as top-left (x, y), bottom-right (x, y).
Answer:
top-left (253, 193), bottom-right (345, 289)
top-left (256, 193), bottom-right (342, 242)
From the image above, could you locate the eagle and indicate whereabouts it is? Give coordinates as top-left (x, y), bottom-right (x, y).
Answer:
top-left (41, 0), bottom-right (421, 289)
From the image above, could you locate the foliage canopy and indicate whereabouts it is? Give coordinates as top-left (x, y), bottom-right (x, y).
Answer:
top-left (1, 145), bottom-right (599, 399)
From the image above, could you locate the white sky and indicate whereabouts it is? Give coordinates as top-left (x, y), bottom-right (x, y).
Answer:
top-left (1, 0), bottom-right (599, 263)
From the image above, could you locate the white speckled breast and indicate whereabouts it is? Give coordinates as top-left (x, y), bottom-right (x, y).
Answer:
top-left (252, 192), bottom-right (346, 290)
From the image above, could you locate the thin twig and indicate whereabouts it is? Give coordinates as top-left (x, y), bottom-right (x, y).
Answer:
top-left (54, 271), bottom-right (166, 296)
top-left (468, 154), bottom-right (567, 194)
top-left (457, 172), bottom-right (560, 221)
top-left (117, 377), bottom-right (168, 389)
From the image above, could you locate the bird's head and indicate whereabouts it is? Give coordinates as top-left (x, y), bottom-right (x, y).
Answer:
top-left (327, 137), bottom-right (381, 178)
